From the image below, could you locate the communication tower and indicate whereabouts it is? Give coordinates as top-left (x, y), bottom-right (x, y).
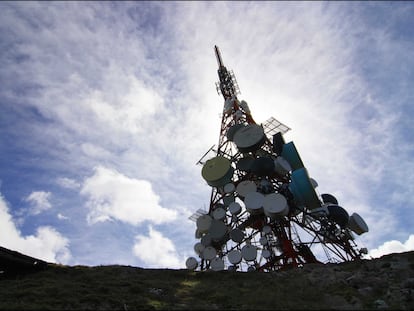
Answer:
top-left (186, 46), bottom-right (369, 272)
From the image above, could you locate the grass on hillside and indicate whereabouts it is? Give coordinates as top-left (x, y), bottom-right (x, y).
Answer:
top-left (0, 264), bottom-right (328, 310)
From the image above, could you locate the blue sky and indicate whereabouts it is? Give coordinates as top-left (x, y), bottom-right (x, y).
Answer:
top-left (0, 1), bottom-right (413, 268)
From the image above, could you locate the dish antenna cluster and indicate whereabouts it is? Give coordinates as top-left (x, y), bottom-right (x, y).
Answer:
top-left (186, 46), bottom-right (369, 272)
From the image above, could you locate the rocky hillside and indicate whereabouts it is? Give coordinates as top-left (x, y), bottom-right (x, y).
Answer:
top-left (0, 251), bottom-right (413, 310)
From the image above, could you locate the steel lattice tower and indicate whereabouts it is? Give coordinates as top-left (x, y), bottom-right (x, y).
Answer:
top-left (186, 46), bottom-right (369, 272)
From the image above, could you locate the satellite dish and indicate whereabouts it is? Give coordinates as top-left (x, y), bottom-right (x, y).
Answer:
top-left (321, 193), bottom-right (339, 205)
top-left (214, 202), bottom-right (225, 209)
top-left (186, 257), bottom-right (198, 270)
top-left (194, 242), bottom-right (205, 255)
top-left (195, 229), bottom-right (202, 239)
top-left (210, 257), bottom-right (225, 271)
top-left (235, 110), bottom-right (243, 121)
top-left (236, 156), bottom-right (255, 172)
top-left (227, 123), bottom-right (245, 141)
top-left (223, 98), bottom-right (234, 115)
top-left (259, 236), bottom-right (268, 245)
top-left (224, 183), bottom-right (235, 193)
top-left (244, 191), bottom-right (265, 215)
top-left (348, 213), bottom-right (369, 235)
top-left (223, 194), bottom-right (235, 206)
top-left (241, 245), bottom-right (257, 261)
top-left (228, 249), bottom-right (242, 264)
top-left (228, 265), bottom-right (237, 271)
top-left (209, 220), bottom-right (228, 242)
top-left (230, 228), bottom-right (244, 243)
top-left (263, 193), bottom-right (289, 219)
top-left (262, 249), bottom-right (272, 259)
top-left (327, 205), bottom-right (349, 228)
top-left (201, 156), bottom-right (234, 187)
top-left (201, 233), bottom-right (212, 247)
top-left (262, 225), bottom-right (272, 234)
top-left (258, 179), bottom-right (273, 194)
top-left (233, 124), bottom-right (266, 153)
top-left (236, 180), bottom-right (257, 198)
top-left (196, 214), bottom-right (212, 233)
top-left (309, 178), bottom-right (318, 188)
top-left (240, 100), bottom-right (250, 114)
top-left (229, 202), bottom-right (242, 215)
top-left (202, 246), bottom-right (217, 260)
top-left (212, 207), bottom-right (226, 220)
top-left (251, 157), bottom-right (275, 176)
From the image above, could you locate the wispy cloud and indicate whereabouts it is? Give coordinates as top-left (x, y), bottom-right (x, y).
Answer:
top-left (24, 191), bottom-right (52, 215)
top-left (57, 213), bottom-right (69, 220)
top-left (56, 177), bottom-right (81, 190)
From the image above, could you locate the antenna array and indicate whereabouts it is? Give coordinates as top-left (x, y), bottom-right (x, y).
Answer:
top-left (186, 46), bottom-right (369, 272)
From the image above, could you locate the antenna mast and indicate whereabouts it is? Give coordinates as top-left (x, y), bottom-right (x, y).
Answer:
top-left (186, 46), bottom-right (369, 272)
top-left (214, 45), bottom-right (240, 100)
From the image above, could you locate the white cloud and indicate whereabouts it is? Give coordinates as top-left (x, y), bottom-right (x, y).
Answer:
top-left (0, 193), bottom-right (71, 264)
top-left (81, 166), bottom-right (177, 226)
top-left (56, 177), bottom-right (81, 190)
top-left (368, 235), bottom-right (414, 259)
top-left (133, 226), bottom-right (182, 268)
top-left (24, 191), bottom-right (52, 215)
top-left (57, 213), bottom-right (69, 220)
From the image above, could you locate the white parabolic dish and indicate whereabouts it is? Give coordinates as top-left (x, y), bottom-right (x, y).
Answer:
top-left (230, 228), bottom-right (244, 243)
top-left (236, 180), bottom-right (257, 197)
top-left (262, 249), bottom-right (271, 259)
top-left (196, 214), bottom-right (212, 233)
top-left (262, 225), bottom-right (272, 234)
top-left (229, 202), bottom-right (242, 215)
top-left (209, 219), bottom-right (227, 241)
top-left (200, 234), bottom-right (212, 247)
top-left (241, 245), bottom-right (257, 261)
top-left (194, 242), bottom-right (205, 255)
top-left (263, 193), bottom-right (289, 218)
top-left (259, 236), bottom-right (268, 245)
top-left (349, 212), bottom-right (369, 235)
top-left (186, 257), bottom-right (198, 270)
top-left (233, 124), bottom-right (265, 152)
top-left (210, 257), bottom-right (225, 271)
top-left (202, 246), bottom-right (217, 260)
top-left (244, 191), bottom-right (264, 214)
top-left (224, 182), bottom-right (236, 193)
top-left (228, 249), bottom-right (242, 264)
top-left (213, 207), bottom-right (226, 220)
